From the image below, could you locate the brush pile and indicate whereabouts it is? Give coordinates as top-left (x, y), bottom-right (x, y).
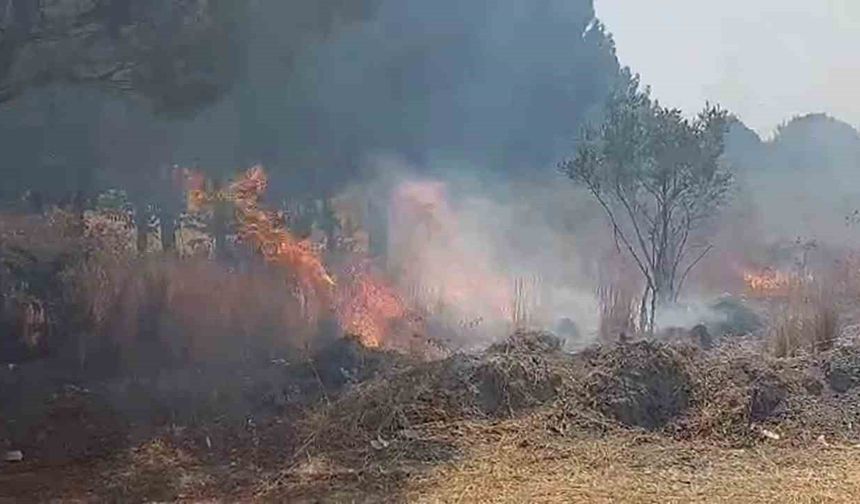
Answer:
top-left (296, 330), bottom-right (579, 460)
top-left (579, 341), bottom-right (694, 430)
top-left (295, 330), bottom-right (860, 469)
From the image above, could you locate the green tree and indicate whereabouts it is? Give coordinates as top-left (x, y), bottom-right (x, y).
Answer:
top-left (561, 76), bottom-right (733, 332)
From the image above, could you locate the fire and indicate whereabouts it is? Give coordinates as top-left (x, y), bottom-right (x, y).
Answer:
top-left (229, 166), bottom-right (335, 307)
top-left (388, 180), bottom-right (512, 325)
top-left (743, 268), bottom-right (804, 297)
top-left (176, 167), bottom-right (212, 214)
top-left (334, 260), bottom-right (408, 348)
top-left (179, 165), bottom-right (411, 348)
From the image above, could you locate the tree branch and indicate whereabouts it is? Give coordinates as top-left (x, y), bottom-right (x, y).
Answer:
top-left (588, 183), bottom-right (653, 286)
top-left (614, 180), bottom-right (655, 271)
top-left (675, 244), bottom-right (713, 301)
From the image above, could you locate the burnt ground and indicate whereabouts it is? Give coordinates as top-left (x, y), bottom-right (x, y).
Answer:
top-left (4, 332), bottom-right (860, 502)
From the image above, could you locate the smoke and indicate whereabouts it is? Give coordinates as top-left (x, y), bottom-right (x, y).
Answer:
top-left (0, 0), bottom-right (619, 202)
top-left (654, 303), bottom-right (727, 332)
top-left (5, 0), bottom-right (859, 345)
top-left (721, 115), bottom-right (860, 246)
top-left (688, 114), bottom-right (860, 300)
top-left (352, 154), bottom-right (603, 347)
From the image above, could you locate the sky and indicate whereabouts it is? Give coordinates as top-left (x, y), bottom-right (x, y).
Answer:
top-left (595, 0), bottom-right (860, 136)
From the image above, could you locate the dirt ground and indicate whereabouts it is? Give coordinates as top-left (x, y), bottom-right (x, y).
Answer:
top-left (405, 421), bottom-right (860, 504)
top-left (4, 416), bottom-right (860, 503)
top-left (5, 334), bottom-right (860, 503)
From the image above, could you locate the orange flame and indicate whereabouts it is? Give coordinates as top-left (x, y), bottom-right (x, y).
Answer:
top-left (743, 268), bottom-right (797, 298)
top-left (177, 167), bottom-right (211, 214)
top-left (334, 260), bottom-right (408, 348)
top-left (180, 165), bottom-right (411, 348)
top-left (229, 167), bottom-right (335, 319)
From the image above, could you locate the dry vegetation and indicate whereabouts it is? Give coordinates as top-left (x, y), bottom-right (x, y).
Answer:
top-left (6, 324), bottom-right (860, 501)
top-left (768, 281), bottom-right (838, 358)
top-left (6, 209), bottom-right (860, 502)
top-left (0, 209), bottom-right (319, 375)
top-left (404, 420), bottom-right (860, 504)
top-left (597, 283), bottom-right (638, 343)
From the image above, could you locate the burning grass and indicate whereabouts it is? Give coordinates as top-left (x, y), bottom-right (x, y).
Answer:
top-left (8, 168), bottom-right (860, 501)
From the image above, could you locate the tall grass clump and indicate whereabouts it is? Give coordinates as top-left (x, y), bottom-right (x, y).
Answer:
top-left (769, 281), bottom-right (837, 358)
top-left (597, 284), bottom-right (638, 343)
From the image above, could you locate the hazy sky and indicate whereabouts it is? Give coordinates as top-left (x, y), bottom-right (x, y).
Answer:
top-left (596, 0), bottom-right (860, 136)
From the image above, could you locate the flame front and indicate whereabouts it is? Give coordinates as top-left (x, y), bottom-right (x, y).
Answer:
top-left (229, 166), bottom-right (335, 303)
top-left (743, 268), bottom-right (799, 297)
top-left (334, 260), bottom-right (408, 348)
top-left (181, 165), bottom-right (410, 348)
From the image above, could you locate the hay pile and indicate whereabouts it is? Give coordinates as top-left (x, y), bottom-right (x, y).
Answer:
top-left (294, 331), bottom-right (860, 469)
top-left (578, 341), bottom-right (694, 430)
top-left (671, 342), bottom-right (860, 444)
top-left (825, 346), bottom-right (860, 393)
top-left (675, 345), bottom-right (808, 441)
top-left (296, 331), bottom-right (578, 460)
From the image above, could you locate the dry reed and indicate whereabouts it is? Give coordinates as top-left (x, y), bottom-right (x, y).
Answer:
top-left (768, 280), bottom-right (838, 358)
top-left (597, 283), bottom-right (637, 343)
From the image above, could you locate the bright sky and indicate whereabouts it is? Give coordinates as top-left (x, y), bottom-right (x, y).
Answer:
top-left (595, 0), bottom-right (860, 136)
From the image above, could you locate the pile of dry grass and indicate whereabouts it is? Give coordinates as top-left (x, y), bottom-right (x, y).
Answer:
top-left (675, 345), bottom-right (809, 442)
top-left (826, 345), bottom-right (860, 393)
top-left (574, 341), bottom-right (694, 431)
top-left (295, 331), bottom-right (578, 461)
top-left (297, 334), bottom-right (860, 457)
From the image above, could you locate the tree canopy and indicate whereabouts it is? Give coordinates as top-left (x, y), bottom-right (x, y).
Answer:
top-left (561, 74), bottom-right (733, 331)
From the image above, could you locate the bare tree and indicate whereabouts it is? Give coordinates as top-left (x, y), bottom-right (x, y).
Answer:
top-left (561, 76), bottom-right (733, 332)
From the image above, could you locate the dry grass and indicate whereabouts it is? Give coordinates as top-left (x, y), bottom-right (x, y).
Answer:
top-left (291, 334), bottom-right (574, 462)
top-left (8, 417), bottom-right (860, 503)
top-left (405, 419), bottom-right (860, 504)
top-left (678, 345), bottom-right (807, 442)
top-left (511, 275), bottom-right (540, 331)
top-left (597, 284), bottom-right (638, 343)
top-left (9, 338), bottom-right (860, 502)
top-left (85, 257), bottom-right (313, 368)
top-left (769, 282), bottom-right (838, 358)
top-left (2, 208), bottom-right (319, 370)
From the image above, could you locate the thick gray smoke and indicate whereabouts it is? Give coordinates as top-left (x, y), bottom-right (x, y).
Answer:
top-left (5, 0), bottom-right (857, 344)
top-left (726, 115), bottom-right (860, 247)
top-left (335, 154), bottom-right (606, 347)
top-left (0, 0), bottom-right (619, 203)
